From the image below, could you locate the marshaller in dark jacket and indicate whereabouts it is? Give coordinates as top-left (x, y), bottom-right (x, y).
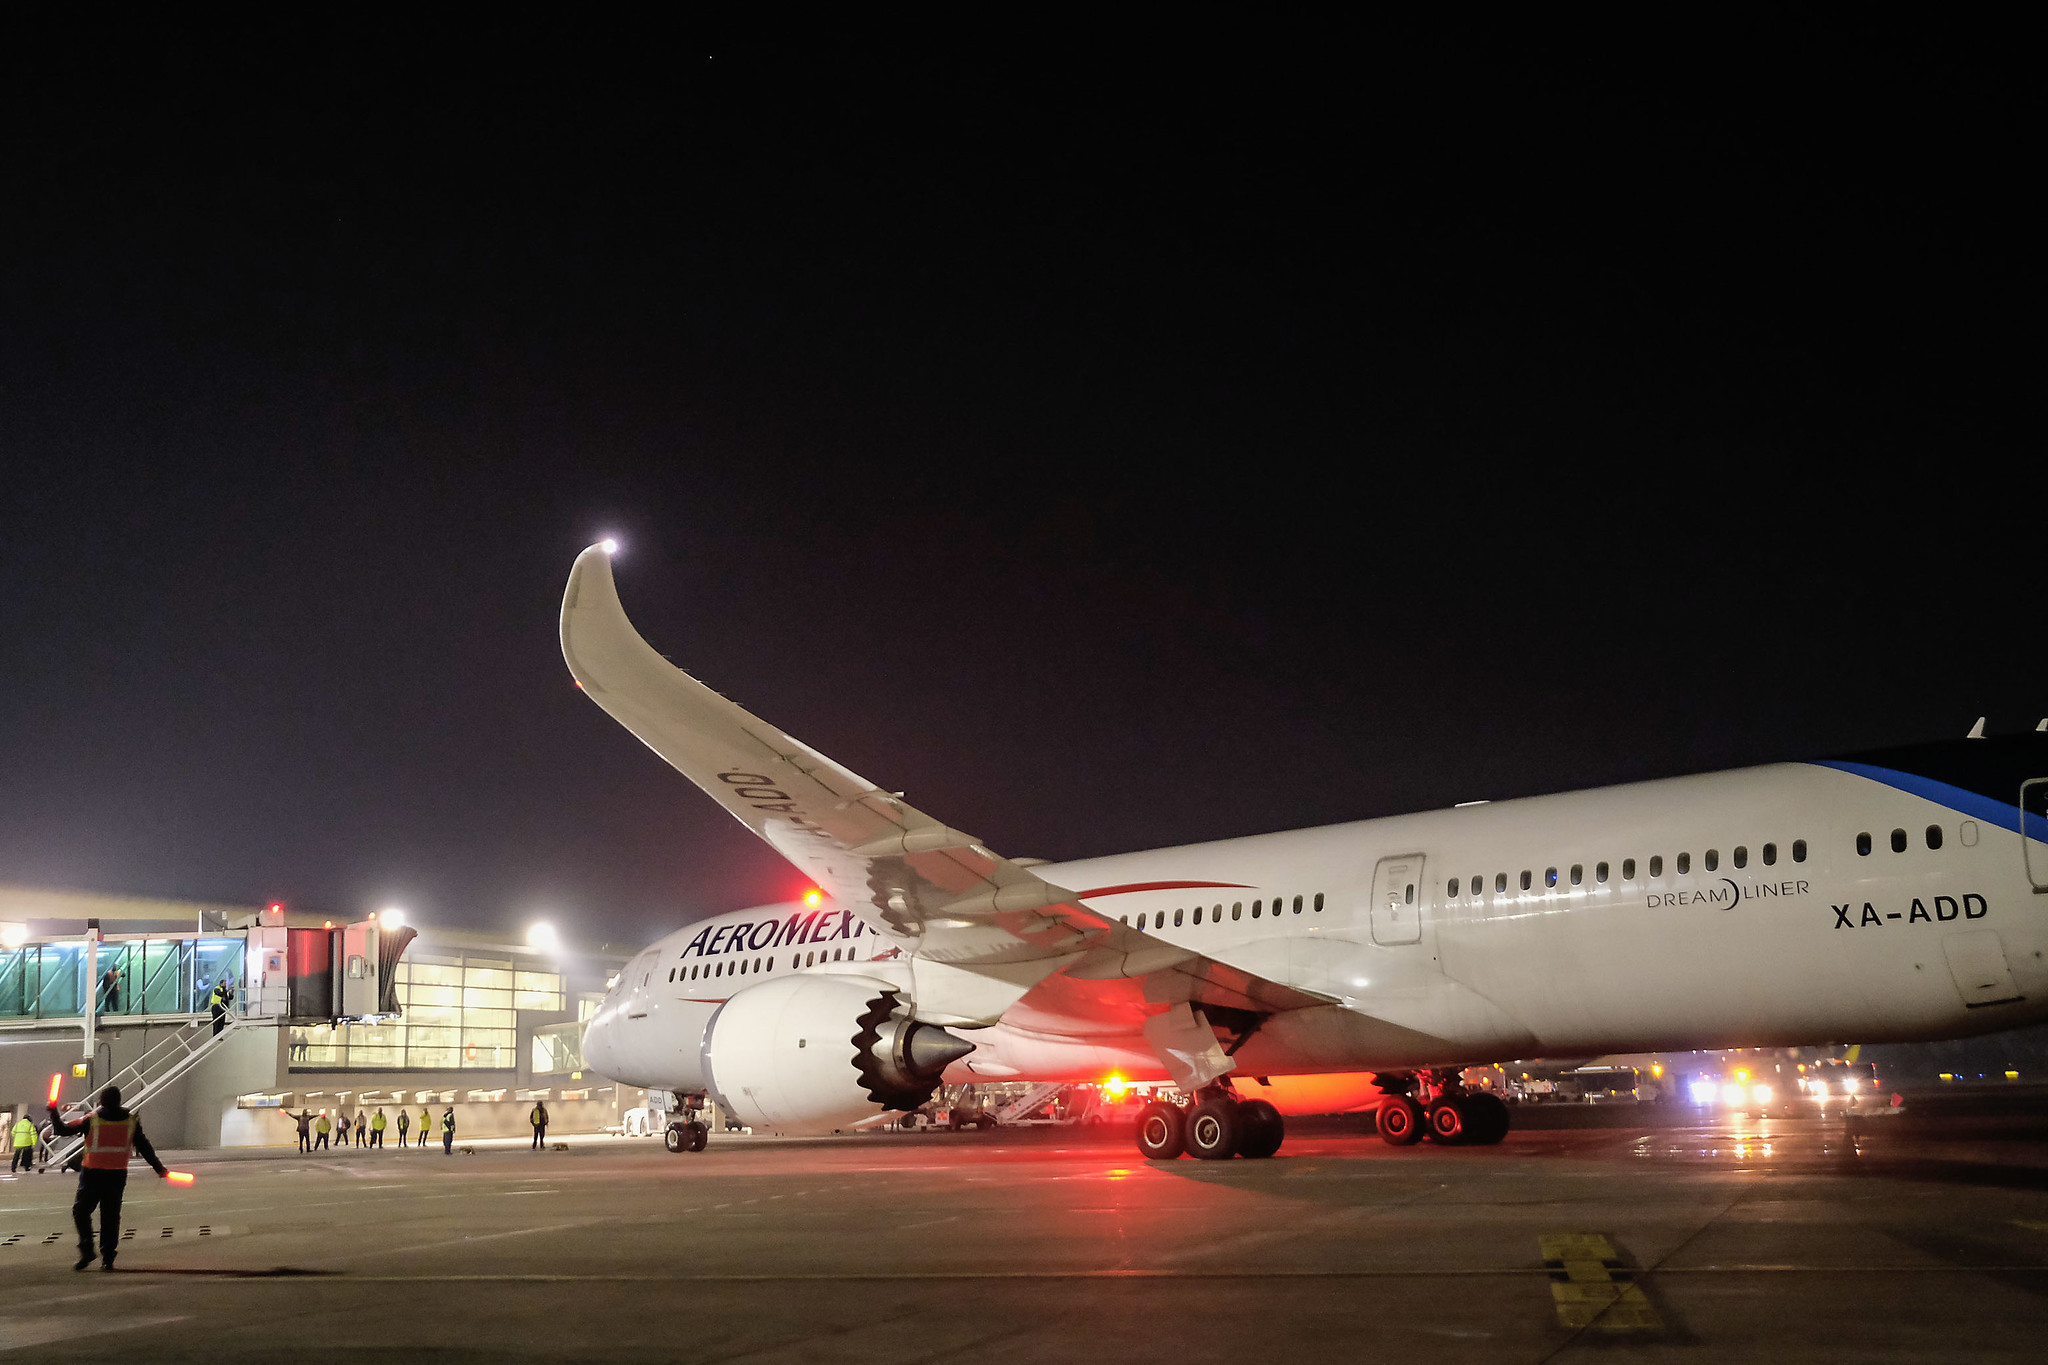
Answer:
top-left (46, 1085), bottom-right (167, 1271)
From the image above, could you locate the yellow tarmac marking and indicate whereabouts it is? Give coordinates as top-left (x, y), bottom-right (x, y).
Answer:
top-left (2012, 1220), bottom-right (2048, 1233)
top-left (1541, 1232), bottom-right (1663, 1333)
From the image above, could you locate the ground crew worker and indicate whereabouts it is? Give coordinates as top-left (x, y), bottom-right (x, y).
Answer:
top-left (441, 1106), bottom-right (455, 1154)
top-left (293, 1108), bottom-right (314, 1153)
top-left (11, 1109), bottom-right (39, 1172)
top-left (46, 1085), bottom-right (166, 1270)
top-left (529, 1099), bottom-right (548, 1150)
top-left (396, 1108), bottom-right (409, 1146)
top-left (207, 978), bottom-right (228, 1035)
top-left (354, 1111), bottom-right (367, 1147)
top-left (370, 1108), bottom-right (387, 1148)
top-left (314, 1111), bottom-right (332, 1150)
top-left (417, 1108), bottom-right (431, 1148)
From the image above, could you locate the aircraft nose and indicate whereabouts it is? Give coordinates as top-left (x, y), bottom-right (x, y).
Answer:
top-left (581, 1008), bottom-right (618, 1074)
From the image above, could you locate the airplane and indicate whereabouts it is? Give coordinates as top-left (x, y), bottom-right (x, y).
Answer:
top-left (566, 542), bottom-right (2048, 1158)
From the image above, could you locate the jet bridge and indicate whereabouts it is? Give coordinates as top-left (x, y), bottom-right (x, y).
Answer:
top-left (1, 917), bottom-right (415, 1158)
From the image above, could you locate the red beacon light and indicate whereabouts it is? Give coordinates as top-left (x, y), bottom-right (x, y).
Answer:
top-left (802, 889), bottom-right (824, 908)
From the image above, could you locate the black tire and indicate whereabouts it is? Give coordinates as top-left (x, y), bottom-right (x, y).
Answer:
top-left (686, 1120), bottom-right (709, 1152)
top-left (663, 1123), bottom-right (688, 1154)
top-left (1376, 1095), bottom-right (1423, 1146)
top-left (1425, 1097), bottom-right (1469, 1144)
top-left (1238, 1099), bottom-right (1285, 1159)
top-left (1465, 1092), bottom-right (1510, 1144)
top-left (1185, 1097), bottom-right (1242, 1160)
top-left (1135, 1101), bottom-right (1186, 1160)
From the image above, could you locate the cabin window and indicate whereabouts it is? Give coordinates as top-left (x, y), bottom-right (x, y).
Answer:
top-left (1520, 870), bottom-right (1532, 891)
top-left (1469, 875), bottom-right (1482, 898)
top-left (1891, 828), bottom-right (1908, 853)
top-left (1856, 832), bottom-right (1872, 856)
top-left (1793, 839), bottom-right (1808, 862)
top-left (1622, 858), bottom-right (1635, 880)
top-left (1705, 849), bottom-right (1719, 872)
top-left (1733, 846), bottom-right (1747, 869)
top-left (1677, 852), bottom-right (1692, 874)
top-left (1570, 864), bottom-right (1583, 886)
top-left (1448, 878), bottom-right (1460, 898)
top-left (668, 968), bottom-right (675, 981)
top-left (1959, 822), bottom-right (1978, 847)
top-left (1545, 867), bottom-right (1558, 888)
top-left (1294, 896), bottom-right (1305, 914)
top-left (767, 957), bottom-right (775, 971)
top-left (1119, 915), bottom-right (1128, 925)
top-left (1174, 908), bottom-right (1184, 926)
top-left (1596, 862), bottom-right (1609, 884)
top-left (1317, 893), bottom-right (1328, 911)
top-left (1193, 906), bottom-right (1204, 925)
top-left (1229, 902), bottom-right (1240, 920)
top-left (1495, 872), bottom-right (1507, 893)
top-left (1649, 856), bottom-right (1663, 878)
top-left (1251, 900), bottom-right (1262, 918)
top-left (805, 952), bottom-right (815, 967)
top-left (1762, 843), bottom-right (1777, 866)
top-left (1926, 824), bottom-right (1944, 850)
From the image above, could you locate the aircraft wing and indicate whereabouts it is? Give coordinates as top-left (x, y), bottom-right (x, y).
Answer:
top-left (560, 543), bottom-right (1329, 1043)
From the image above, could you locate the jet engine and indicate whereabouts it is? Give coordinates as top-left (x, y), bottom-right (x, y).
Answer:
top-left (701, 974), bottom-right (975, 1134)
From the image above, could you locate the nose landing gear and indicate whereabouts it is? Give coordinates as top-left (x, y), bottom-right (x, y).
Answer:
top-left (663, 1092), bottom-right (711, 1152)
top-left (1134, 1085), bottom-right (1286, 1160)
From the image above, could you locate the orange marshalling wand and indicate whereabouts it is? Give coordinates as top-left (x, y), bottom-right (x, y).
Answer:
top-left (166, 1172), bottom-right (195, 1186)
top-left (46, 1073), bottom-right (62, 1105)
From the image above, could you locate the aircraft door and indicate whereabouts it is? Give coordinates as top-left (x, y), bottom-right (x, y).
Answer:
top-left (1369, 854), bottom-right (1426, 946)
top-left (2022, 779), bottom-right (2048, 892)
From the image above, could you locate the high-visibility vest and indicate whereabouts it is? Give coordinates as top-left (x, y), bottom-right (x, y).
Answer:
top-left (442, 1111), bottom-right (455, 1131)
top-left (372, 1112), bottom-right (386, 1131)
top-left (81, 1114), bottom-right (137, 1170)
top-left (530, 1107), bottom-right (544, 1126)
top-left (317, 1116), bottom-right (331, 1133)
top-left (10, 1117), bottom-right (35, 1148)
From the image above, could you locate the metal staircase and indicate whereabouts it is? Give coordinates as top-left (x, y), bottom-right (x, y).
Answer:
top-left (989, 1081), bottom-right (1065, 1125)
top-left (45, 1016), bottom-right (274, 1168)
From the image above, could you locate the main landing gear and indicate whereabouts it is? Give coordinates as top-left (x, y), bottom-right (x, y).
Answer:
top-left (1135, 1083), bottom-right (1285, 1160)
top-left (1373, 1070), bottom-right (1510, 1148)
top-left (663, 1092), bottom-right (711, 1153)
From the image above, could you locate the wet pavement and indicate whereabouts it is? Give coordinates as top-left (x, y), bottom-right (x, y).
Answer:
top-left (2, 1097), bottom-right (2045, 1361)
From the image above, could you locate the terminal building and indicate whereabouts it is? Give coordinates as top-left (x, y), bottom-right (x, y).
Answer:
top-left (1, 884), bottom-right (632, 1150)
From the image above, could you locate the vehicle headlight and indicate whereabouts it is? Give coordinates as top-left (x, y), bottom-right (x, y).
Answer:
top-left (1843, 1077), bottom-right (1860, 1094)
top-left (1690, 1081), bottom-right (1717, 1104)
top-left (1721, 1083), bottom-right (1745, 1106)
top-left (1752, 1084), bottom-right (1772, 1104)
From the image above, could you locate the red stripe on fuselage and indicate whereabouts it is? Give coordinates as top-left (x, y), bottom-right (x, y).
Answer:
top-left (1074, 880), bottom-right (1252, 900)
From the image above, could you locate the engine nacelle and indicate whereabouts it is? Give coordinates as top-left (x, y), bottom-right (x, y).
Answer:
top-left (702, 974), bottom-right (974, 1135)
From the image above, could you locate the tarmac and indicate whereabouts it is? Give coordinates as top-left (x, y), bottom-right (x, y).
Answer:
top-left (3, 1094), bottom-right (2047, 1362)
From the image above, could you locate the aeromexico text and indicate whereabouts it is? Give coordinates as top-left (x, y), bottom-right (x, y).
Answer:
top-left (680, 909), bottom-right (867, 959)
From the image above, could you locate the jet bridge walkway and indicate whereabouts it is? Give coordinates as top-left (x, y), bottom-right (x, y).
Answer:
top-left (3, 916), bottom-right (414, 1158)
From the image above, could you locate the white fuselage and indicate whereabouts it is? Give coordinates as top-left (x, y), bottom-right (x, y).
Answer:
top-left (583, 756), bottom-right (2048, 1094)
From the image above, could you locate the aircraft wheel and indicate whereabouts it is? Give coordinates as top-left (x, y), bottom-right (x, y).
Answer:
top-left (1425, 1097), bottom-right (1469, 1144)
top-left (686, 1120), bottom-right (709, 1152)
top-left (1376, 1095), bottom-right (1423, 1146)
top-left (1238, 1099), bottom-right (1285, 1159)
top-left (1465, 1093), bottom-right (1510, 1145)
top-left (664, 1122), bottom-right (689, 1154)
top-left (1135, 1101), bottom-right (1186, 1160)
top-left (1185, 1097), bottom-right (1242, 1160)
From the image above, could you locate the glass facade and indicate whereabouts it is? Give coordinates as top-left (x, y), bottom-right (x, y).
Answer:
top-left (288, 951), bottom-right (565, 1072)
top-left (0, 937), bottom-right (243, 1020)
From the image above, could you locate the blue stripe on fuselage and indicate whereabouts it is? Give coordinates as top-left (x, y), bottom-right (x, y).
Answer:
top-left (1809, 760), bottom-right (2027, 837)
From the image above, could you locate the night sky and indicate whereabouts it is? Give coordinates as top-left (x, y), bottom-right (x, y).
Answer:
top-left (3, 29), bottom-right (2038, 948)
